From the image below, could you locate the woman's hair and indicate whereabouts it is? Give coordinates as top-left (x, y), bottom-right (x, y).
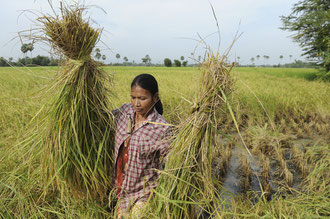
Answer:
top-left (131, 74), bottom-right (163, 115)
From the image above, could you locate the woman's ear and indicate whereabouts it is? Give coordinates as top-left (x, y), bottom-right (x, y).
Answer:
top-left (153, 92), bottom-right (159, 102)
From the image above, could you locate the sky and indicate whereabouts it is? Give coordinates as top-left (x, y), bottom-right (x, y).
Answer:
top-left (0, 0), bottom-right (305, 65)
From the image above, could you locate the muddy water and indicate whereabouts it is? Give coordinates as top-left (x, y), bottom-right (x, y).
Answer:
top-left (217, 137), bottom-right (312, 209)
top-left (218, 145), bottom-right (262, 209)
top-left (199, 137), bottom-right (314, 218)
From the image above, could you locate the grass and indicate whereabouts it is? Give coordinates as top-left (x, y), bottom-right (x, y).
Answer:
top-left (0, 66), bottom-right (329, 218)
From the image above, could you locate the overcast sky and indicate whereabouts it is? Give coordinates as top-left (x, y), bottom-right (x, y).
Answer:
top-left (1, 0), bottom-right (304, 65)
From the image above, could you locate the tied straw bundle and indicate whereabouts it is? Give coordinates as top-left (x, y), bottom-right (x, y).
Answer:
top-left (143, 48), bottom-right (236, 218)
top-left (34, 2), bottom-right (115, 201)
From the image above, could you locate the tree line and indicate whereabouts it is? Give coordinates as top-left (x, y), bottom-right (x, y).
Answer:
top-left (0, 56), bottom-right (60, 67)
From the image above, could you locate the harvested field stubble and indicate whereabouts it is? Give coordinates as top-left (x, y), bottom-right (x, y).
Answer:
top-left (0, 53), bottom-right (329, 218)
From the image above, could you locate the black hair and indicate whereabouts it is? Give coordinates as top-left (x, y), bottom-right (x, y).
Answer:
top-left (131, 74), bottom-right (163, 115)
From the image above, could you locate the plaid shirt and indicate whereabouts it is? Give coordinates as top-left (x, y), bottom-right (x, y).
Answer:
top-left (114, 103), bottom-right (171, 211)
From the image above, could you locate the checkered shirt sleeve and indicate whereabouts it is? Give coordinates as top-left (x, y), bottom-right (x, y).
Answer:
top-left (114, 103), bottom-right (171, 211)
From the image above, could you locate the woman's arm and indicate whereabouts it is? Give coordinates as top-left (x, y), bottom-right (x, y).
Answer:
top-left (156, 127), bottom-right (173, 164)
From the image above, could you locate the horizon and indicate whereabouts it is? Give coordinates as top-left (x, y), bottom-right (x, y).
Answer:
top-left (1, 0), bottom-right (305, 65)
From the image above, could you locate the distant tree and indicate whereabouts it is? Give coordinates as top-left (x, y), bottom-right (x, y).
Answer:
top-left (263, 55), bottom-right (267, 65)
top-left (0, 57), bottom-right (9, 66)
top-left (250, 57), bottom-right (255, 65)
top-left (116, 53), bottom-right (121, 63)
top-left (280, 0), bottom-right (330, 72)
top-left (123, 57), bottom-right (128, 62)
top-left (279, 55), bottom-right (284, 65)
top-left (49, 57), bottom-right (60, 66)
top-left (182, 61), bottom-right (188, 67)
top-left (180, 56), bottom-right (184, 61)
top-left (102, 55), bottom-right (106, 61)
top-left (237, 56), bottom-right (241, 66)
top-left (142, 54), bottom-right (151, 66)
top-left (164, 58), bottom-right (172, 67)
top-left (32, 55), bottom-right (50, 66)
top-left (174, 59), bottom-right (181, 67)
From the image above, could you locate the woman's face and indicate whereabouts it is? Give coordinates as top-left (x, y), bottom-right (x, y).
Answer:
top-left (131, 85), bottom-right (157, 118)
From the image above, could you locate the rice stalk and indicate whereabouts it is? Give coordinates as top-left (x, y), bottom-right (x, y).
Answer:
top-left (142, 47), bottom-right (236, 218)
top-left (273, 147), bottom-right (293, 186)
top-left (24, 2), bottom-right (115, 202)
top-left (240, 155), bottom-right (251, 191)
top-left (292, 146), bottom-right (307, 178)
top-left (260, 153), bottom-right (271, 200)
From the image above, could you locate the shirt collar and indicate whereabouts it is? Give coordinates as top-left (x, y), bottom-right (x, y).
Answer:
top-left (127, 103), bottom-right (158, 123)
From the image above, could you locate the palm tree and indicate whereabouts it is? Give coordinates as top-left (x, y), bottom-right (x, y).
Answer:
top-left (279, 55), bottom-right (284, 65)
top-left (116, 53), bottom-right (121, 63)
top-left (251, 57), bottom-right (255, 66)
top-left (256, 55), bottom-right (260, 66)
top-left (263, 55), bottom-right (267, 66)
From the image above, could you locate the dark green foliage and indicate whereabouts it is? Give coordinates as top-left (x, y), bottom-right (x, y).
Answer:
top-left (174, 59), bottom-right (181, 67)
top-left (14, 56), bottom-right (59, 66)
top-left (142, 54), bottom-right (151, 66)
top-left (32, 55), bottom-right (50, 66)
top-left (280, 0), bottom-right (330, 73)
top-left (0, 57), bottom-right (10, 66)
top-left (164, 58), bottom-right (172, 67)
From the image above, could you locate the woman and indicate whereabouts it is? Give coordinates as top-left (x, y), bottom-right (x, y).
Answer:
top-left (113, 74), bottom-right (171, 217)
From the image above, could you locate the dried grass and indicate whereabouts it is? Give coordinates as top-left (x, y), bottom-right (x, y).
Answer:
top-left (141, 43), bottom-right (237, 218)
top-left (24, 2), bottom-right (115, 201)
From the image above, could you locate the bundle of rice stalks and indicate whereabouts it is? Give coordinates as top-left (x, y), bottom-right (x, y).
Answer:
top-left (143, 50), bottom-right (236, 218)
top-left (29, 2), bottom-right (115, 201)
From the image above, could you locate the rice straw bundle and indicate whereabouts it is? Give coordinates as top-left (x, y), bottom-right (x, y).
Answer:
top-left (144, 50), bottom-right (235, 218)
top-left (34, 2), bottom-right (115, 200)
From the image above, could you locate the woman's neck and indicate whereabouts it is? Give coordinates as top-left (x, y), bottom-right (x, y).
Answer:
top-left (134, 113), bottom-right (146, 128)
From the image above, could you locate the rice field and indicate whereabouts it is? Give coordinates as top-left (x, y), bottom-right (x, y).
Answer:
top-left (0, 66), bottom-right (329, 218)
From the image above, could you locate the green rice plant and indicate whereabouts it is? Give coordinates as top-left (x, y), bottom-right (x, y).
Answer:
top-left (140, 47), bottom-right (236, 218)
top-left (23, 2), bottom-right (116, 201)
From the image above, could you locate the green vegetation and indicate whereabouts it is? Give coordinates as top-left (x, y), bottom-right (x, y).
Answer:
top-left (174, 59), bottom-right (181, 67)
top-left (281, 0), bottom-right (330, 74)
top-left (164, 58), bottom-right (172, 67)
top-left (0, 66), bottom-right (329, 218)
